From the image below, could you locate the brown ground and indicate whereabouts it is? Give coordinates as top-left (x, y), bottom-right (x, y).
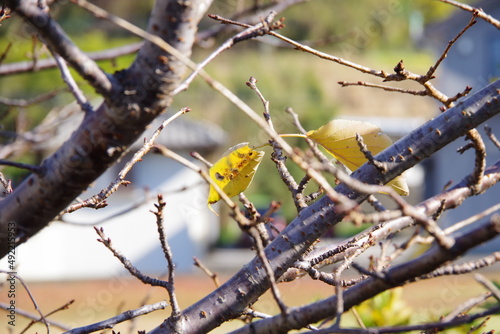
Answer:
top-left (1, 270), bottom-right (499, 333)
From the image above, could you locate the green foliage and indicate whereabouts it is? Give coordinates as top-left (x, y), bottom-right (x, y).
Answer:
top-left (355, 288), bottom-right (412, 327)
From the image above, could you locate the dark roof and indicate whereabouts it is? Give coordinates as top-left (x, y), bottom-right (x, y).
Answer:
top-left (39, 102), bottom-right (226, 154)
top-left (132, 115), bottom-right (226, 153)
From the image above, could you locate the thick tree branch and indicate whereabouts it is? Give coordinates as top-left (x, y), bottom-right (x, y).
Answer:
top-left (0, 0), bottom-right (116, 95)
top-left (230, 215), bottom-right (500, 333)
top-left (0, 0), bottom-right (212, 258)
top-left (149, 80), bottom-right (500, 334)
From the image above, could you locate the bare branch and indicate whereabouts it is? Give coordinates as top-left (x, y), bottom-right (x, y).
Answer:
top-left (475, 273), bottom-right (500, 302)
top-left (94, 226), bottom-right (172, 290)
top-left (64, 301), bottom-right (169, 334)
top-left (229, 215), bottom-right (500, 333)
top-left (59, 108), bottom-right (189, 215)
top-left (0, 271), bottom-right (49, 333)
top-left (438, 0), bottom-right (500, 29)
top-left (0, 302), bottom-right (70, 331)
top-left (485, 124), bottom-right (500, 150)
top-left (151, 194), bottom-right (182, 329)
top-left (338, 80), bottom-right (427, 96)
top-left (0, 89), bottom-right (64, 107)
top-left (0, 42), bottom-right (142, 76)
top-left (4, 0), bottom-right (115, 95)
top-left (193, 257), bottom-right (220, 287)
top-left (19, 300), bottom-right (74, 334)
top-left (45, 41), bottom-right (93, 113)
top-left (423, 13), bottom-right (477, 81)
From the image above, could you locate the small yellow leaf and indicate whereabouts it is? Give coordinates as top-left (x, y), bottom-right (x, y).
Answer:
top-left (306, 119), bottom-right (409, 196)
top-left (208, 143), bottom-right (265, 205)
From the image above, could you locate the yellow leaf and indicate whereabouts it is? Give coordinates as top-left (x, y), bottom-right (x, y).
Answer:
top-left (208, 143), bottom-right (265, 205)
top-left (306, 119), bottom-right (409, 196)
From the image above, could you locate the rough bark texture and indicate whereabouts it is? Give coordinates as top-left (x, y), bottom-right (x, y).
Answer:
top-left (149, 81), bottom-right (500, 333)
top-left (0, 0), bottom-right (212, 257)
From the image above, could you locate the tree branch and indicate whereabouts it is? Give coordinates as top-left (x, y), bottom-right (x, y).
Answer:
top-left (1, 0), bottom-right (116, 95)
top-left (230, 215), bottom-right (500, 333)
top-left (0, 0), bottom-right (212, 258)
top-left (148, 80), bottom-right (500, 334)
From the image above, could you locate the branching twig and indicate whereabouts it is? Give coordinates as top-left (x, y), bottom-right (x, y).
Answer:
top-left (20, 300), bottom-right (74, 334)
top-left (475, 273), bottom-right (500, 302)
top-left (0, 271), bottom-right (49, 333)
top-left (485, 124), bottom-right (500, 150)
top-left (0, 89), bottom-right (65, 107)
top-left (173, 13), bottom-right (284, 95)
top-left (311, 305), bottom-right (500, 334)
top-left (12, 0), bottom-right (115, 95)
top-left (194, 256), bottom-right (220, 287)
top-left (416, 252), bottom-right (500, 280)
top-left (0, 159), bottom-right (41, 174)
top-left (355, 133), bottom-right (387, 173)
top-left (64, 301), bottom-right (169, 334)
top-left (438, 0), bottom-right (500, 29)
top-left (247, 76), bottom-right (307, 211)
top-left (94, 227), bottom-right (172, 289)
top-left (59, 107), bottom-right (189, 215)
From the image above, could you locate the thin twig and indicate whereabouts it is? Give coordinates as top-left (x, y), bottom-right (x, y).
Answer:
top-left (45, 41), bottom-right (93, 113)
top-left (173, 13), bottom-right (284, 95)
top-left (338, 80), bottom-right (427, 96)
top-left (0, 159), bottom-right (41, 174)
top-left (442, 292), bottom-right (492, 323)
top-left (416, 252), bottom-right (500, 280)
top-left (423, 13), bottom-right (478, 81)
top-left (355, 133), bottom-right (387, 173)
top-left (249, 227), bottom-right (288, 315)
top-left (438, 0), bottom-right (500, 29)
top-left (19, 300), bottom-right (74, 334)
top-left (475, 273), bottom-right (500, 302)
top-left (59, 108), bottom-right (189, 215)
top-left (151, 194), bottom-right (182, 323)
top-left (0, 172), bottom-right (13, 194)
top-left (465, 128), bottom-right (486, 194)
top-left (316, 305), bottom-right (500, 334)
top-left (194, 257), bottom-right (220, 287)
top-left (94, 227), bottom-right (172, 289)
top-left (485, 124), bottom-right (500, 150)
top-left (0, 89), bottom-right (66, 107)
top-left (63, 301), bottom-right (169, 334)
top-left (247, 76), bottom-right (306, 211)
top-left (0, 42), bottom-right (142, 76)
top-left (0, 271), bottom-right (49, 333)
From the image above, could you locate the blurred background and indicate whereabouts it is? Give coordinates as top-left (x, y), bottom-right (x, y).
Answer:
top-left (1, 0), bottom-right (499, 332)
